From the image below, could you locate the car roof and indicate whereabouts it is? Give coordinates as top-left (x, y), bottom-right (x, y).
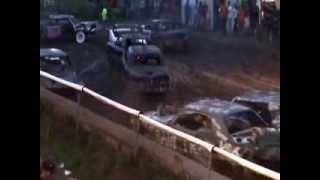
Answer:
top-left (40, 48), bottom-right (67, 57)
top-left (113, 23), bottom-right (139, 29)
top-left (184, 98), bottom-right (252, 118)
top-left (49, 14), bottom-right (74, 19)
top-left (233, 90), bottom-right (280, 106)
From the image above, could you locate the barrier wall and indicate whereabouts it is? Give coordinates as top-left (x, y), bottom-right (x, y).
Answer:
top-left (40, 70), bottom-right (280, 180)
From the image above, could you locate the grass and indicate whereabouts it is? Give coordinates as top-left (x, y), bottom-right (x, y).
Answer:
top-left (40, 99), bottom-right (181, 180)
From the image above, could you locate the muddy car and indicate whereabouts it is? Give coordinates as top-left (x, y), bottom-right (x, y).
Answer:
top-left (106, 23), bottom-right (148, 56)
top-left (232, 90), bottom-right (280, 128)
top-left (40, 14), bottom-right (97, 44)
top-left (141, 19), bottom-right (191, 51)
top-left (119, 36), bottom-right (170, 94)
top-left (146, 99), bottom-right (268, 143)
top-left (40, 48), bottom-right (80, 90)
top-left (145, 99), bottom-right (279, 171)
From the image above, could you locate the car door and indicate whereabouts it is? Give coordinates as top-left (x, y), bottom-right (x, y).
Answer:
top-left (46, 19), bottom-right (62, 39)
top-left (57, 18), bottom-right (74, 38)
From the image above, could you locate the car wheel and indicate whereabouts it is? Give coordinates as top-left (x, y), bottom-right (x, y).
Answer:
top-left (75, 31), bottom-right (86, 44)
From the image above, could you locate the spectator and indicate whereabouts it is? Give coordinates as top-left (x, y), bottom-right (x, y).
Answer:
top-left (185, 0), bottom-right (191, 25)
top-left (237, 5), bottom-right (246, 33)
top-left (226, 3), bottom-right (237, 34)
top-left (101, 7), bottom-right (108, 23)
top-left (219, 1), bottom-right (228, 34)
top-left (195, 1), bottom-right (201, 29)
top-left (201, 2), bottom-right (209, 31)
top-left (248, 0), bottom-right (259, 34)
top-left (40, 160), bottom-right (56, 180)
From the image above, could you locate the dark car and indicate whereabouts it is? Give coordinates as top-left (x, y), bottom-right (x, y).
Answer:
top-left (118, 35), bottom-right (170, 94)
top-left (232, 90), bottom-right (280, 128)
top-left (106, 23), bottom-right (148, 56)
top-left (145, 99), bottom-right (279, 171)
top-left (40, 14), bottom-right (97, 44)
top-left (40, 48), bottom-right (80, 90)
top-left (141, 19), bottom-right (191, 51)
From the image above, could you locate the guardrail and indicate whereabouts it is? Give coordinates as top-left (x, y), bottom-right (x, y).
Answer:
top-left (40, 70), bottom-right (280, 180)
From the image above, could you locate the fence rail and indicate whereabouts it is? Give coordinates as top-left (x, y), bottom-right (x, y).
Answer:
top-left (40, 70), bottom-right (280, 180)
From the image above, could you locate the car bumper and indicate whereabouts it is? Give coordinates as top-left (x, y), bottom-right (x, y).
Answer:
top-left (138, 81), bottom-right (170, 94)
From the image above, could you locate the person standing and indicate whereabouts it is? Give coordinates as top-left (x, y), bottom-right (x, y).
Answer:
top-left (201, 2), bottom-right (209, 31)
top-left (185, 0), bottom-right (191, 25)
top-left (237, 5), bottom-right (246, 33)
top-left (195, 0), bottom-right (201, 29)
top-left (40, 160), bottom-right (56, 180)
top-left (226, 3), bottom-right (237, 34)
top-left (248, 0), bottom-right (258, 35)
top-left (219, 1), bottom-right (228, 34)
top-left (101, 7), bottom-right (108, 23)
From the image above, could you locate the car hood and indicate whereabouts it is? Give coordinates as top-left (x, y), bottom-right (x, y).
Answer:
top-left (80, 21), bottom-right (97, 26)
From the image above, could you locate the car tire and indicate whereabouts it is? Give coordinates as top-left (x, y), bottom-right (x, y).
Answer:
top-left (75, 31), bottom-right (86, 44)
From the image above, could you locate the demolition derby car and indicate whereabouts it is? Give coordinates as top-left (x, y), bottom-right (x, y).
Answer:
top-left (40, 48), bottom-right (80, 89)
top-left (141, 19), bottom-right (191, 51)
top-left (40, 14), bottom-right (97, 44)
top-left (119, 35), bottom-right (170, 94)
top-left (145, 98), bottom-right (279, 171)
top-left (232, 90), bottom-right (280, 128)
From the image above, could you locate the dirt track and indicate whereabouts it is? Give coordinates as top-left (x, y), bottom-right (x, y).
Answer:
top-left (40, 29), bottom-right (280, 111)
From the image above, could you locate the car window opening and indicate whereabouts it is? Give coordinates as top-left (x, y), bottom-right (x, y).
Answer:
top-left (133, 55), bottom-right (161, 66)
top-left (176, 113), bottom-right (211, 131)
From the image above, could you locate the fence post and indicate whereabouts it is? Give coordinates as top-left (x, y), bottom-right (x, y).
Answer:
top-left (74, 87), bottom-right (84, 137)
top-left (134, 112), bottom-right (142, 159)
top-left (207, 150), bottom-right (213, 180)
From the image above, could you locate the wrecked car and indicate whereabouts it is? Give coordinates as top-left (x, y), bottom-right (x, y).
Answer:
top-left (232, 90), bottom-right (280, 128)
top-left (141, 19), bottom-right (191, 51)
top-left (40, 14), bottom-right (97, 44)
top-left (40, 48), bottom-right (80, 90)
top-left (146, 99), bottom-right (269, 143)
top-left (145, 99), bottom-right (279, 171)
top-left (119, 35), bottom-right (170, 94)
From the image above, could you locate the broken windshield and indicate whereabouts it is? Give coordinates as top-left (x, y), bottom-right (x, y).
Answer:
top-left (227, 110), bottom-right (268, 133)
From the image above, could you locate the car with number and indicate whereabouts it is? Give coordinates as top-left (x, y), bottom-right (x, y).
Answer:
top-left (119, 35), bottom-right (170, 94)
top-left (40, 14), bottom-right (97, 44)
top-left (106, 23), bottom-right (148, 56)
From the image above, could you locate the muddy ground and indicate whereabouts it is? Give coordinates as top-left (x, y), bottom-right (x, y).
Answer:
top-left (40, 27), bottom-right (280, 112)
